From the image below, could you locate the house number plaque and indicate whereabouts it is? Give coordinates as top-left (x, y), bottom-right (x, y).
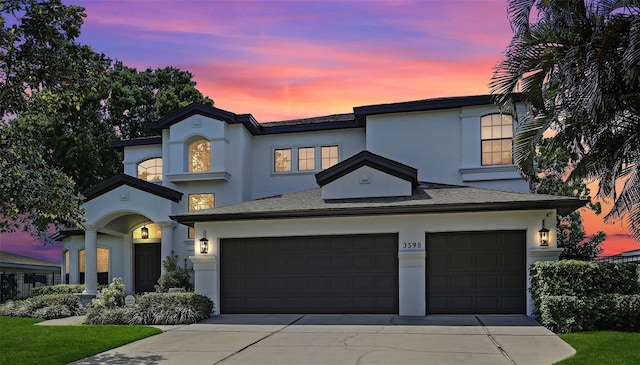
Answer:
top-left (401, 242), bottom-right (422, 249)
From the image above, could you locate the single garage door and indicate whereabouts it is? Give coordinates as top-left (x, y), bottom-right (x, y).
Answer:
top-left (426, 231), bottom-right (525, 314)
top-left (221, 234), bottom-right (398, 314)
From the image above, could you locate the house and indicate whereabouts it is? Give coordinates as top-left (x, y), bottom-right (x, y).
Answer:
top-left (0, 251), bottom-right (61, 300)
top-left (58, 94), bottom-right (584, 316)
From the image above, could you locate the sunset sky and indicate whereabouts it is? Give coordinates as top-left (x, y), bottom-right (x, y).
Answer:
top-left (1, 0), bottom-right (638, 262)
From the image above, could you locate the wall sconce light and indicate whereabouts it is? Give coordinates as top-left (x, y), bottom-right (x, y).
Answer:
top-left (538, 220), bottom-right (549, 247)
top-left (200, 230), bottom-right (209, 254)
top-left (141, 222), bottom-right (149, 240)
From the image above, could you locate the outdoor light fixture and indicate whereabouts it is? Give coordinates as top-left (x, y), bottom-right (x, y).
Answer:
top-left (200, 230), bottom-right (209, 254)
top-left (141, 222), bottom-right (149, 240)
top-left (538, 220), bottom-right (549, 247)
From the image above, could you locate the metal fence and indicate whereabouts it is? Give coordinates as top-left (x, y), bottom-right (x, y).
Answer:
top-left (0, 272), bottom-right (62, 303)
top-left (596, 255), bottom-right (640, 265)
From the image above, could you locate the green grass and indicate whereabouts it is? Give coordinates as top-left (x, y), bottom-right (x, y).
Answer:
top-left (0, 316), bottom-right (162, 365)
top-left (556, 331), bottom-right (640, 365)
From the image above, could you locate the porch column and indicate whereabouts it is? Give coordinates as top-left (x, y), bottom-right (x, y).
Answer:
top-left (159, 222), bottom-right (176, 275)
top-left (83, 229), bottom-right (98, 294)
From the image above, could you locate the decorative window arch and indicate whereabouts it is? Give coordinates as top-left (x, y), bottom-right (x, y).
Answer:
top-left (480, 114), bottom-right (513, 165)
top-left (79, 247), bottom-right (110, 285)
top-left (137, 157), bottom-right (163, 181)
top-left (188, 138), bottom-right (211, 172)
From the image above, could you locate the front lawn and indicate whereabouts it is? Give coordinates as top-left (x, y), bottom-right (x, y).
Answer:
top-left (556, 331), bottom-right (640, 365)
top-left (0, 316), bottom-right (161, 365)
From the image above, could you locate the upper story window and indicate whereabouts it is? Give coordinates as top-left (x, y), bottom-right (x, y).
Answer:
top-left (321, 145), bottom-right (339, 170)
top-left (188, 193), bottom-right (214, 238)
top-left (481, 114), bottom-right (513, 165)
top-left (274, 148), bottom-right (292, 172)
top-left (137, 158), bottom-right (163, 182)
top-left (188, 138), bottom-right (211, 172)
top-left (298, 147), bottom-right (315, 171)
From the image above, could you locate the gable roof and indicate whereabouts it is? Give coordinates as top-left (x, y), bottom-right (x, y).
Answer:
top-left (111, 136), bottom-right (162, 150)
top-left (82, 173), bottom-right (183, 202)
top-left (315, 150), bottom-right (418, 187)
top-left (0, 251), bottom-right (60, 269)
top-left (172, 182), bottom-right (585, 224)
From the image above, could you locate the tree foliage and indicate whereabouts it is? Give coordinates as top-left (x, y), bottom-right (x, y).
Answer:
top-left (491, 0), bottom-right (640, 240)
top-left (0, 124), bottom-right (84, 236)
top-left (1, 0), bottom-right (214, 237)
top-left (532, 138), bottom-right (605, 260)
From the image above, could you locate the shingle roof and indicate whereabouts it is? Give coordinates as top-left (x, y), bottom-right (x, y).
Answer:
top-left (0, 251), bottom-right (60, 268)
top-left (82, 173), bottom-right (183, 202)
top-left (172, 182), bottom-right (585, 224)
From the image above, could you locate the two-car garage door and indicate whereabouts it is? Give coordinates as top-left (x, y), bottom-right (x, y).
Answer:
top-left (219, 231), bottom-right (525, 314)
top-left (220, 234), bottom-right (398, 314)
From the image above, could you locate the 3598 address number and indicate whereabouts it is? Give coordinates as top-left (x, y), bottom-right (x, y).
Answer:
top-left (401, 242), bottom-right (422, 249)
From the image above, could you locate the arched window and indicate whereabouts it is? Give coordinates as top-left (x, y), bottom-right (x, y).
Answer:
top-left (188, 138), bottom-right (211, 172)
top-left (481, 114), bottom-right (513, 165)
top-left (79, 247), bottom-right (110, 285)
top-left (137, 158), bottom-right (163, 181)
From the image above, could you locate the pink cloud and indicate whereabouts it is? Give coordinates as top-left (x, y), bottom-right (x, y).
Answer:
top-left (0, 231), bottom-right (61, 263)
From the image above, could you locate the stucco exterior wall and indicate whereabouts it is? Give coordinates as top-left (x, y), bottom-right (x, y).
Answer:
top-left (193, 209), bottom-right (558, 316)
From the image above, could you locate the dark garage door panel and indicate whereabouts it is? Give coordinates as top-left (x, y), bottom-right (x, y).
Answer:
top-left (426, 231), bottom-right (525, 314)
top-left (221, 234), bottom-right (398, 314)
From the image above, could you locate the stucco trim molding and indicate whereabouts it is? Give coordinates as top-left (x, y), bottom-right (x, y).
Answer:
top-left (166, 171), bottom-right (231, 182)
top-left (528, 248), bottom-right (564, 258)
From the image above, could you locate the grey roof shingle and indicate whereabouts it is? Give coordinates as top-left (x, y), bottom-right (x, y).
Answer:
top-left (0, 251), bottom-right (60, 268)
top-left (173, 182), bottom-right (585, 223)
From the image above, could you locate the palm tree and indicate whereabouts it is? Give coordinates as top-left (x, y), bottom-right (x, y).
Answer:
top-left (490, 0), bottom-right (640, 240)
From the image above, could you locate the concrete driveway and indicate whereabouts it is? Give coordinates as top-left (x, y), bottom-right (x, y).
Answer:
top-left (70, 314), bottom-right (575, 365)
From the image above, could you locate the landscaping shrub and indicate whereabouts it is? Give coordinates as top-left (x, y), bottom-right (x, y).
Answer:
top-left (29, 284), bottom-right (85, 297)
top-left (538, 294), bottom-right (640, 333)
top-left (85, 307), bottom-right (132, 325)
top-left (129, 292), bottom-right (213, 325)
top-left (91, 278), bottom-right (125, 310)
top-left (155, 252), bottom-right (193, 292)
top-left (0, 294), bottom-right (84, 319)
top-left (530, 260), bottom-right (640, 332)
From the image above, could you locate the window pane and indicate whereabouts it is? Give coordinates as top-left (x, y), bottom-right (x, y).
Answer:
top-left (482, 153), bottom-right (492, 165)
top-left (481, 126), bottom-right (492, 139)
top-left (189, 194), bottom-right (214, 212)
top-left (502, 125), bottom-right (512, 138)
top-left (298, 147), bottom-right (315, 171)
top-left (502, 139), bottom-right (512, 151)
top-left (321, 146), bottom-right (339, 169)
top-left (64, 251), bottom-right (70, 274)
top-left (492, 125), bottom-right (501, 138)
top-left (188, 139), bottom-right (211, 172)
top-left (137, 158), bottom-right (163, 181)
top-left (274, 148), bottom-right (291, 172)
top-left (501, 152), bottom-right (512, 164)
top-left (481, 116), bottom-right (492, 127)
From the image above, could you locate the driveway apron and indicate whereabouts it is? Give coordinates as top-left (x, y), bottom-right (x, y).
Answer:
top-left (69, 314), bottom-right (575, 365)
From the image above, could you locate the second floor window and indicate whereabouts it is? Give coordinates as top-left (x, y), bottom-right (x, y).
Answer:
top-left (188, 193), bottom-right (214, 238)
top-left (321, 145), bottom-right (339, 169)
top-left (137, 158), bottom-right (162, 182)
top-left (481, 114), bottom-right (513, 166)
top-left (298, 147), bottom-right (315, 171)
top-left (188, 139), bottom-right (211, 172)
top-left (274, 148), bottom-right (291, 172)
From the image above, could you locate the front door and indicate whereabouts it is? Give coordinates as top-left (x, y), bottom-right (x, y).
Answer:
top-left (135, 243), bottom-right (161, 293)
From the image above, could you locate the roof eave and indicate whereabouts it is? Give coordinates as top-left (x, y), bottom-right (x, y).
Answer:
top-left (172, 199), bottom-right (585, 224)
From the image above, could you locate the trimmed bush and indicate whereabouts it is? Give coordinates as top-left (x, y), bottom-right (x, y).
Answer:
top-left (530, 260), bottom-right (640, 332)
top-left (128, 292), bottom-right (213, 325)
top-left (0, 294), bottom-right (84, 319)
top-left (91, 278), bottom-right (125, 310)
top-left (538, 294), bottom-right (640, 333)
top-left (29, 284), bottom-right (85, 297)
top-left (85, 307), bottom-right (132, 325)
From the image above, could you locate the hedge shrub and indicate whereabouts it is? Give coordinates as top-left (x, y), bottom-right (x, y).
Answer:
top-left (29, 284), bottom-right (85, 297)
top-left (85, 292), bottom-right (214, 325)
top-left (530, 260), bottom-right (640, 332)
top-left (0, 294), bottom-right (85, 319)
top-left (538, 294), bottom-right (640, 333)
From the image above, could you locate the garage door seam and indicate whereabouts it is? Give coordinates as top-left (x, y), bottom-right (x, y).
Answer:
top-left (475, 316), bottom-right (516, 365)
top-left (214, 314), bottom-right (306, 364)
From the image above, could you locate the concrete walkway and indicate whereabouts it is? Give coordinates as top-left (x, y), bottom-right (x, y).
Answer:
top-left (59, 314), bottom-right (574, 365)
